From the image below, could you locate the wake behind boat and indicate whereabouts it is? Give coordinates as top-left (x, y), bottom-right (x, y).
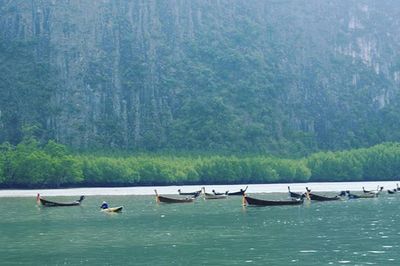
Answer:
top-left (37, 194), bottom-right (85, 207)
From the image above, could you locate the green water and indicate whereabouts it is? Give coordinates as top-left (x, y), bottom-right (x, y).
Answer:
top-left (0, 193), bottom-right (399, 265)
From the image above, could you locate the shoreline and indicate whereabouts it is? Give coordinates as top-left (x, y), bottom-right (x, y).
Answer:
top-left (0, 180), bottom-right (397, 197)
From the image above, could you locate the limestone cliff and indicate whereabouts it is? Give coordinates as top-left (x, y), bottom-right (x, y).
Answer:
top-left (1, 0), bottom-right (400, 153)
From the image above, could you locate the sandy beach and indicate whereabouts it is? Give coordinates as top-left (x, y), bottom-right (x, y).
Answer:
top-left (0, 180), bottom-right (398, 197)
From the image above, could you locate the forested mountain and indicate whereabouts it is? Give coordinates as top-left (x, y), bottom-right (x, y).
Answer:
top-left (1, 0), bottom-right (400, 154)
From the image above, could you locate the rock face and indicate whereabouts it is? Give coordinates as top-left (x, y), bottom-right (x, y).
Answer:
top-left (1, 0), bottom-right (400, 153)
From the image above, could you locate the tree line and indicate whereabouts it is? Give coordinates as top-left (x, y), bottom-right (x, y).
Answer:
top-left (0, 138), bottom-right (399, 188)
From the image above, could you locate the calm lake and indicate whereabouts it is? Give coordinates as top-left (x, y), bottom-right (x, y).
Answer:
top-left (1, 192), bottom-right (399, 265)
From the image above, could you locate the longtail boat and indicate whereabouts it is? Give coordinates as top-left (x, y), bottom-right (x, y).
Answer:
top-left (307, 193), bottom-right (341, 201)
top-left (363, 186), bottom-right (383, 194)
top-left (202, 188), bottom-right (227, 199)
top-left (205, 194), bottom-right (228, 199)
top-left (227, 186), bottom-right (248, 196)
top-left (288, 186), bottom-right (303, 199)
top-left (243, 195), bottom-right (304, 206)
top-left (369, 186), bottom-right (384, 196)
top-left (387, 184), bottom-right (398, 194)
top-left (155, 190), bottom-right (197, 204)
top-left (305, 188), bottom-right (341, 201)
top-left (362, 186), bottom-right (373, 193)
top-left (101, 206), bottom-right (123, 213)
top-left (212, 189), bottom-right (228, 196)
top-left (38, 194), bottom-right (85, 207)
top-left (346, 191), bottom-right (377, 199)
top-left (178, 189), bottom-right (202, 196)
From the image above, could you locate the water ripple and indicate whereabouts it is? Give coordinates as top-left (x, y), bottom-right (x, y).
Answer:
top-left (368, 251), bottom-right (386, 254)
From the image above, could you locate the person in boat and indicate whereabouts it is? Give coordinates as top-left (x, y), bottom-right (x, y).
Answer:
top-left (100, 201), bottom-right (109, 209)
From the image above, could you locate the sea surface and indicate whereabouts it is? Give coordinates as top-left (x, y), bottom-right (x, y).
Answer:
top-left (0, 189), bottom-right (399, 265)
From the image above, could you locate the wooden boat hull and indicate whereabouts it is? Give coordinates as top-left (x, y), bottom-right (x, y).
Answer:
top-left (307, 193), bottom-right (341, 201)
top-left (227, 191), bottom-right (245, 196)
top-left (102, 206), bottom-right (123, 213)
top-left (157, 195), bottom-right (195, 203)
top-left (363, 186), bottom-right (384, 195)
top-left (287, 186), bottom-right (303, 198)
top-left (204, 193), bottom-right (227, 200)
top-left (39, 198), bottom-right (82, 207)
top-left (201, 187), bottom-right (227, 199)
top-left (348, 193), bottom-right (376, 199)
top-left (227, 186), bottom-right (248, 196)
top-left (178, 190), bottom-right (201, 196)
top-left (244, 196), bottom-right (303, 206)
top-left (213, 192), bottom-right (227, 196)
top-left (289, 192), bottom-right (303, 198)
